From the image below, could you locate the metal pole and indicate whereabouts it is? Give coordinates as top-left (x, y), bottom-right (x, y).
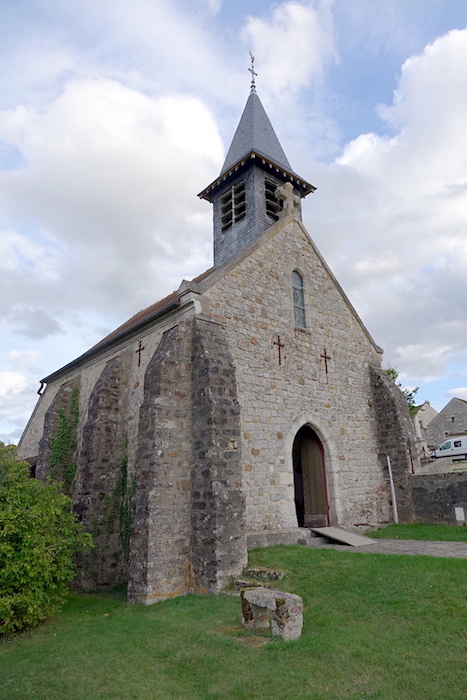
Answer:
top-left (386, 454), bottom-right (398, 524)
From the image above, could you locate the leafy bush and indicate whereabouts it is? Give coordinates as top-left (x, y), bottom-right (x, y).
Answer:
top-left (0, 442), bottom-right (92, 635)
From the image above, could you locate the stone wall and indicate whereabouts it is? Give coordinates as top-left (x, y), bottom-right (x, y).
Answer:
top-left (371, 367), bottom-right (417, 523)
top-left (128, 317), bottom-right (246, 604)
top-left (74, 352), bottom-right (131, 589)
top-left (203, 217), bottom-right (395, 531)
top-left (410, 472), bottom-right (467, 524)
top-left (128, 323), bottom-right (194, 604)
top-left (190, 318), bottom-right (246, 594)
top-left (17, 212), bottom-right (418, 597)
top-left (18, 298), bottom-right (247, 602)
top-left (35, 379), bottom-right (80, 483)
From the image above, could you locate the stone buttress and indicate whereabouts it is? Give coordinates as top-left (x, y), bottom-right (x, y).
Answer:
top-left (128, 317), bottom-right (246, 604)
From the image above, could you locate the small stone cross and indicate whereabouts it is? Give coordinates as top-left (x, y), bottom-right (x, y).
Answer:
top-left (275, 182), bottom-right (300, 218)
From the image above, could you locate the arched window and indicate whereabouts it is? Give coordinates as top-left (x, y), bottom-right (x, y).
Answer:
top-left (292, 270), bottom-right (306, 328)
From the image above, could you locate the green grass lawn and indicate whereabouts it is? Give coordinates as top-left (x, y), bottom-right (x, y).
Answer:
top-left (1, 546), bottom-right (466, 700)
top-left (365, 523), bottom-right (467, 542)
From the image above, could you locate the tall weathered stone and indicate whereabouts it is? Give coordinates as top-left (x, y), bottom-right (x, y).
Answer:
top-left (128, 318), bottom-right (246, 603)
top-left (74, 353), bottom-right (131, 589)
top-left (35, 379), bottom-right (80, 483)
top-left (128, 324), bottom-right (193, 603)
top-left (190, 318), bottom-right (247, 594)
top-left (371, 367), bottom-right (418, 522)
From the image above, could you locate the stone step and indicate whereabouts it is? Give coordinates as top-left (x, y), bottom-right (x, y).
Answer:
top-left (247, 527), bottom-right (322, 549)
top-left (234, 578), bottom-right (272, 590)
top-left (243, 566), bottom-right (289, 582)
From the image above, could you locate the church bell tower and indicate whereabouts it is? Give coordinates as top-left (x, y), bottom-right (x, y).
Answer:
top-left (198, 56), bottom-right (315, 267)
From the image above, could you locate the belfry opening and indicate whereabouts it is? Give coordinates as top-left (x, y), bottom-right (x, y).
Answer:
top-left (292, 425), bottom-right (329, 528)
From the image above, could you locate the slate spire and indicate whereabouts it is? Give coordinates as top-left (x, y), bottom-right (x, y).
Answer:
top-left (199, 66), bottom-right (315, 267)
top-left (220, 88), bottom-right (292, 176)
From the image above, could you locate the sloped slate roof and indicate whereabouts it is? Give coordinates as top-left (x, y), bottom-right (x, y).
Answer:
top-left (199, 89), bottom-right (315, 202)
top-left (92, 266), bottom-right (214, 349)
top-left (41, 267), bottom-right (214, 384)
top-left (220, 89), bottom-right (291, 175)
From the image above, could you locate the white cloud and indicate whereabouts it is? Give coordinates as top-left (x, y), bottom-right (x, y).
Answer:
top-left (446, 388), bottom-right (467, 401)
top-left (0, 229), bottom-right (60, 277)
top-left (201, 0), bottom-right (223, 13)
top-left (339, 30), bottom-right (467, 197)
top-left (5, 307), bottom-right (65, 340)
top-left (7, 350), bottom-right (43, 371)
top-left (242, 1), bottom-right (336, 96)
top-left (0, 371), bottom-right (32, 398)
top-left (0, 371), bottom-right (39, 445)
top-left (309, 29), bottom-right (467, 385)
top-left (0, 79), bottom-right (223, 319)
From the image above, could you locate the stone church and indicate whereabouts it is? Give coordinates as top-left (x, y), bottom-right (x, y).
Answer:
top-left (18, 82), bottom-right (418, 604)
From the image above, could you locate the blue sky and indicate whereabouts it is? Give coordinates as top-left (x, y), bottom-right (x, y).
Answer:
top-left (2, 0), bottom-right (467, 443)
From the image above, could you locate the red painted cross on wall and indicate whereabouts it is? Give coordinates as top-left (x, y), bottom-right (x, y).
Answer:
top-left (320, 348), bottom-right (331, 382)
top-left (135, 340), bottom-right (145, 367)
top-left (273, 335), bottom-right (285, 365)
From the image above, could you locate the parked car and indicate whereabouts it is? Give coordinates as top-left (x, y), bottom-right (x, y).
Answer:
top-left (433, 436), bottom-right (467, 460)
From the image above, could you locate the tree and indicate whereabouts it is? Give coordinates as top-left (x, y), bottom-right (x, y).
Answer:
top-left (385, 367), bottom-right (419, 417)
top-left (0, 442), bottom-right (92, 635)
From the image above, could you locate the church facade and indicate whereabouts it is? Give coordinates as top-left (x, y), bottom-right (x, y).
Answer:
top-left (18, 85), bottom-right (418, 604)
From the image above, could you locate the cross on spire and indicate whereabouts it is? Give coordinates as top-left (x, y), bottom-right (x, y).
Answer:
top-left (249, 51), bottom-right (257, 90)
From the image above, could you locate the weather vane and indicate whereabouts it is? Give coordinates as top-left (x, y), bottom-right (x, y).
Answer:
top-left (249, 50), bottom-right (257, 90)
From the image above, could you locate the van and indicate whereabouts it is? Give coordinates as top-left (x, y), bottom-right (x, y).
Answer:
top-left (433, 436), bottom-right (467, 460)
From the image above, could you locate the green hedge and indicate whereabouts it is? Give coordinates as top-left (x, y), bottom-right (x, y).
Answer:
top-left (0, 443), bottom-right (92, 635)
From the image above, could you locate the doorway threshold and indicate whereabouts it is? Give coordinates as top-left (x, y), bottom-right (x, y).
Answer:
top-left (311, 527), bottom-right (377, 547)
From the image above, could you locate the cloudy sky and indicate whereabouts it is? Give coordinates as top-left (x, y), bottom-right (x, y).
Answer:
top-left (2, 0), bottom-right (467, 444)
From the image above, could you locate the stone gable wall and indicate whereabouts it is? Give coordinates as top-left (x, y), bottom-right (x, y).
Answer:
top-left (425, 398), bottom-right (467, 449)
top-left (203, 218), bottom-right (394, 531)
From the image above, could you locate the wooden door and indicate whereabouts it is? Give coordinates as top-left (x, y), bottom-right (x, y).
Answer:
top-left (293, 426), bottom-right (329, 527)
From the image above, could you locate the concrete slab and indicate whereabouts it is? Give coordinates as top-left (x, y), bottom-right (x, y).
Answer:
top-left (311, 527), bottom-right (377, 547)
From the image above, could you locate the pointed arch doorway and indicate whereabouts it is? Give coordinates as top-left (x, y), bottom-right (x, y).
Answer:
top-left (292, 425), bottom-right (329, 527)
